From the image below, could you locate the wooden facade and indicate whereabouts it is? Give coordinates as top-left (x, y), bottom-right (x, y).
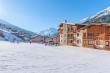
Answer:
top-left (80, 23), bottom-right (110, 50)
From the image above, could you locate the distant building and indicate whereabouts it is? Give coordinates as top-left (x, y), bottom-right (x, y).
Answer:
top-left (32, 35), bottom-right (44, 43)
top-left (52, 35), bottom-right (60, 44)
top-left (58, 22), bottom-right (85, 46)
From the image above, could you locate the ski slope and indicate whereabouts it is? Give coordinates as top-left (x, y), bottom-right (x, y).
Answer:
top-left (0, 41), bottom-right (110, 73)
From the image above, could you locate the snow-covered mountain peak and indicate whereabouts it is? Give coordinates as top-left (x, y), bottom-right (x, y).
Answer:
top-left (79, 6), bottom-right (110, 24)
top-left (95, 7), bottom-right (110, 17)
top-left (0, 19), bottom-right (36, 41)
top-left (38, 28), bottom-right (58, 37)
top-left (104, 6), bottom-right (110, 11)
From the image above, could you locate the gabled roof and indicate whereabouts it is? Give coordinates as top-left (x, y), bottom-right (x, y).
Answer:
top-left (77, 23), bottom-right (110, 32)
top-left (59, 22), bottom-right (86, 27)
top-left (32, 34), bottom-right (44, 38)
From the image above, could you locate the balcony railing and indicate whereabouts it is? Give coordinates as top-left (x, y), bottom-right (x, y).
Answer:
top-left (67, 30), bottom-right (76, 33)
top-left (67, 37), bottom-right (74, 39)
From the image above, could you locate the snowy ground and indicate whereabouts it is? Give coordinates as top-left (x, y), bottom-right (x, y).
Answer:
top-left (0, 42), bottom-right (110, 73)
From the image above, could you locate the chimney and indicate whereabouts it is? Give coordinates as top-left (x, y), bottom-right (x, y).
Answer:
top-left (65, 20), bottom-right (67, 23)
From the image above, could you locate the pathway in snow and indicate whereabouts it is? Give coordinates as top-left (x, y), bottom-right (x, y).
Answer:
top-left (0, 42), bottom-right (110, 73)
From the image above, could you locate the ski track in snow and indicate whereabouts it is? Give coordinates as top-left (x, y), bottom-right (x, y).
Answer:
top-left (0, 41), bottom-right (110, 73)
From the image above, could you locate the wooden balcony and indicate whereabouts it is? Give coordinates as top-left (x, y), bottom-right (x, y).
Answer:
top-left (67, 37), bottom-right (75, 40)
top-left (83, 44), bottom-right (96, 48)
top-left (67, 30), bottom-right (74, 33)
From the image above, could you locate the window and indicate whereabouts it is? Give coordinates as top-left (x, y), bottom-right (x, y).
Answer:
top-left (96, 41), bottom-right (100, 45)
top-left (83, 33), bottom-right (86, 36)
top-left (105, 41), bottom-right (109, 46)
top-left (68, 34), bottom-right (70, 37)
top-left (77, 33), bottom-right (79, 37)
top-left (88, 33), bottom-right (94, 37)
top-left (77, 40), bottom-right (79, 44)
top-left (71, 28), bottom-right (73, 30)
top-left (68, 40), bottom-right (73, 43)
top-left (71, 34), bottom-right (74, 37)
top-left (88, 41), bottom-right (94, 45)
top-left (68, 28), bottom-right (70, 31)
top-left (71, 40), bottom-right (73, 43)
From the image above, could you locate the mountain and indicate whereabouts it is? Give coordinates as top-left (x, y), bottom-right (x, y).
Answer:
top-left (38, 28), bottom-right (58, 37)
top-left (79, 7), bottom-right (110, 24)
top-left (0, 19), bottom-right (36, 41)
top-left (0, 29), bottom-right (22, 41)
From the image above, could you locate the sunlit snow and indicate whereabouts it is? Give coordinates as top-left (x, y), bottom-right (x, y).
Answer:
top-left (0, 42), bottom-right (110, 73)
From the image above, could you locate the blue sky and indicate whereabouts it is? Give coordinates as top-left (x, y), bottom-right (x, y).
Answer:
top-left (0, 0), bottom-right (110, 32)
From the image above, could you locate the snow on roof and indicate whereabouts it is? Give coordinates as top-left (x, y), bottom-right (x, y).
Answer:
top-left (77, 23), bottom-right (110, 32)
